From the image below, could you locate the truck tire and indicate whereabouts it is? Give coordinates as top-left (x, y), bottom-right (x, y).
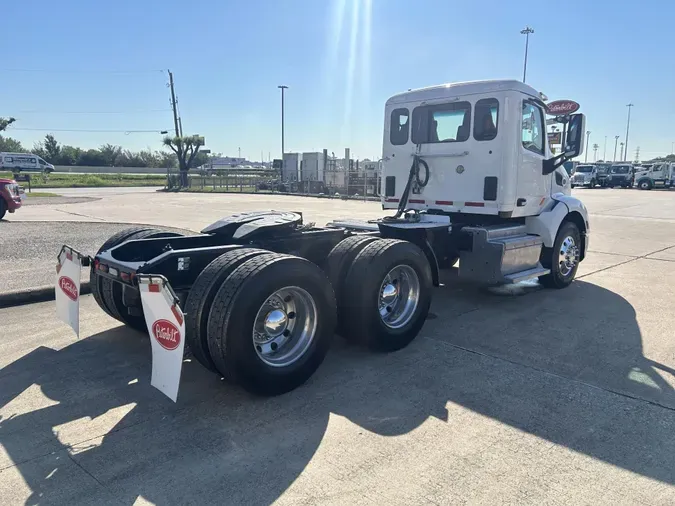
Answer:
top-left (184, 247), bottom-right (269, 372)
top-left (92, 226), bottom-right (154, 318)
top-left (325, 235), bottom-right (381, 332)
top-left (538, 221), bottom-right (581, 289)
top-left (339, 239), bottom-right (433, 352)
top-left (638, 179), bottom-right (653, 190)
top-left (100, 228), bottom-right (183, 330)
top-left (590, 178), bottom-right (596, 188)
top-left (206, 254), bottom-right (337, 396)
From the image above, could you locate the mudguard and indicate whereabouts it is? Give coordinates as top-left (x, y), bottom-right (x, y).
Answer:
top-left (525, 194), bottom-right (590, 257)
top-left (55, 246), bottom-right (90, 338)
top-left (138, 275), bottom-right (186, 402)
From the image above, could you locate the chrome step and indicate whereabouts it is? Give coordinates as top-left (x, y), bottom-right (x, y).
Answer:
top-left (503, 266), bottom-right (550, 284)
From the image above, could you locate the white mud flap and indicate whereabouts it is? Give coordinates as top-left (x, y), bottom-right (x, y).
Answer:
top-left (55, 246), bottom-right (88, 338)
top-left (137, 275), bottom-right (186, 402)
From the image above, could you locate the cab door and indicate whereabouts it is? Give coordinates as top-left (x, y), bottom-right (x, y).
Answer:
top-left (515, 99), bottom-right (549, 217)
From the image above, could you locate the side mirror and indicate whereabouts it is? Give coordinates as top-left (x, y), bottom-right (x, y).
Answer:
top-left (564, 113), bottom-right (585, 158)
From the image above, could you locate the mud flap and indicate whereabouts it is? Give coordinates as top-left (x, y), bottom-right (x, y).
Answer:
top-left (137, 275), bottom-right (186, 402)
top-left (55, 246), bottom-right (88, 338)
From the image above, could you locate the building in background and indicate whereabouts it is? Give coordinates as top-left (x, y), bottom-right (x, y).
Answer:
top-left (282, 153), bottom-right (301, 182)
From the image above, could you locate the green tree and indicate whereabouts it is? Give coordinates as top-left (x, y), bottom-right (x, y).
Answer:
top-left (0, 136), bottom-right (24, 152)
top-left (162, 135), bottom-right (205, 186)
top-left (78, 149), bottom-right (108, 166)
top-left (59, 145), bottom-right (82, 166)
top-left (0, 117), bottom-right (16, 132)
top-left (99, 144), bottom-right (122, 166)
top-left (44, 134), bottom-right (61, 162)
top-left (32, 141), bottom-right (48, 160)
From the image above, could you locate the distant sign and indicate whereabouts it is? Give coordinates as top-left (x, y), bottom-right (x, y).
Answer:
top-left (14, 174), bottom-right (31, 182)
top-left (547, 132), bottom-right (562, 145)
top-left (546, 100), bottom-right (580, 116)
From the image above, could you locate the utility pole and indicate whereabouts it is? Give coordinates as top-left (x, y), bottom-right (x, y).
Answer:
top-left (624, 103), bottom-right (633, 161)
top-left (278, 85), bottom-right (288, 167)
top-left (634, 146), bottom-right (640, 163)
top-left (178, 117), bottom-right (183, 137)
top-left (520, 26), bottom-right (534, 83)
top-left (585, 131), bottom-right (591, 162)
top-left (593, 143), bottom-right (599, 161)
top-left (619, 142), bottom-right (624, 162)
top-left (613, 136), bottom-right (620, 162)
top-left (603, 136), bottom-right (607, 160)
top-left (238, 147), bottom-right (241, 158)
top-left (168, 70), bottom-right (180, 138)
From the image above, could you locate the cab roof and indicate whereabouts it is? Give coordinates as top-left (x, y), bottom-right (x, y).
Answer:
top-left (386, 79), bottom-right (543, 105)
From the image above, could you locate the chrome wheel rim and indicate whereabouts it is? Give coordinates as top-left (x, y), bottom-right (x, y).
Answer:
top-left (252, 286), bottom-right (317, 367)
top-left (559, 236), bottom-right (580, 277)
top-left (378, 265), bottom-right (420, 329)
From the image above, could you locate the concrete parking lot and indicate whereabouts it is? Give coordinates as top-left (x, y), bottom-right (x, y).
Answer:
top-left (1, 188), bottom-right (675, 504)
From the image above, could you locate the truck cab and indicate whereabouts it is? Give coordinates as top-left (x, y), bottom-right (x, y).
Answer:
top-left (606, 163), bottom-right (634, 188)
top-left (571, 164), bottom-right (599, 188)
top-left (382, 80), bottom-right (574, 218)
top-left (635, 162), bottom-right (675, 190)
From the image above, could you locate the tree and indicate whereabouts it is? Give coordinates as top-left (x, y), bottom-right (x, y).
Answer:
top-left (162, 135), bottom-right (205, 186)
top-left (0, 117), bottom-right (16, 132)
top-left (59, 145), bottom-right (82, 166)
top-left (44, 134), bottom-right (61, 162)
top-left (0, 136), bottom-right (24, 152)
top-left (78, 149), bottom-right (108, 166)
top-left (99, 144), bottom-right (123, 166)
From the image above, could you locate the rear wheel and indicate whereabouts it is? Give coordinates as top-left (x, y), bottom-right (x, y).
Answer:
top-left (184, 247), bottom-right (268, 372)
top-left (206, 254), bottom-right (337, 396)
top-left (99, 228), bottom-right (183, 330)
top-left (91, 226), bottom-right (154, 318)
top-left (339, 239), bottom-right (433, 352)
top-left (538, 221), bottom-right (581, 289)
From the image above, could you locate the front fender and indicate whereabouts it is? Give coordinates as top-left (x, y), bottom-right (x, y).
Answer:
top-left (525, 195), bottom-right (589, 258)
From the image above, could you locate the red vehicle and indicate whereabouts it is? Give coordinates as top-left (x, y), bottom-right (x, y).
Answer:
top-left (0, 178), bottom-right (23, 220)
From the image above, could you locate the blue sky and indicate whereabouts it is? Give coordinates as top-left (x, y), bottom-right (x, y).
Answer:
top-left (2, 0), bottom-right (673, 162)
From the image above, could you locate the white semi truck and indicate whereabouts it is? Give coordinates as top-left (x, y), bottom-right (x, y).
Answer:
top-left (635, 162), bottom-right (675, 190)
top-left (56, 79), bottom-right (589, 401)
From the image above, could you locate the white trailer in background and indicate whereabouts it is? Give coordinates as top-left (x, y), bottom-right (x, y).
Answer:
top-left (57, 79), bottom-right (589, 401)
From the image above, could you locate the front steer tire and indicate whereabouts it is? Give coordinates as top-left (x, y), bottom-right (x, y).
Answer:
top-left (339, 239), bottom-right (433, 352)
top-left (538, 221), bottom-right (581, 289)
top-left (184, 247), bottom-right (269, 372)
top-left (206, 254), bottom-right (337, 396)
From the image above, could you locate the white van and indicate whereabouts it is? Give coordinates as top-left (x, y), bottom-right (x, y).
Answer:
top-left (0, 152), bottom-right (55, 173)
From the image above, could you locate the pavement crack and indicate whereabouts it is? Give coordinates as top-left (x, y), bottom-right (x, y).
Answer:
top-left (54, 209), bottom-right (107, 221)
top-left (579, 243), bottom-right (675, 279)
top-left (66, 451), bottom-right (106, 487)
top-left (424, 336), bottom-right (675, 414)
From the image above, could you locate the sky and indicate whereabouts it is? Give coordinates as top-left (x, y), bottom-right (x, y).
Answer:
top-left (2, 0), bottom-right (674, 162)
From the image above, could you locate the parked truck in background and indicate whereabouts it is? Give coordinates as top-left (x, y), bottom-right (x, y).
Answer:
top-left (0, 152), bottom-right (54, 174)
top-left (606, 163), bottom-right (635, 188)
top-left (56, 79), bottom-right (589, 402)
top-left (570, 164), bottom-right (600, 187)
top-left (635, 162), bottom-right (675, 189)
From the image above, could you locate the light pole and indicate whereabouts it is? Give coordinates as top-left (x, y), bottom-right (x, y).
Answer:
top-left (585, 131), bottom-right (591, 162)
top-left (619, 142), bottom-right (624, 162)
top-left (613, 135), bottom-right (619, 162)
top-left (593, 144), bottom-right (599, 162)
top-left (278, 85), bottom-right (289, 174)
top-left (624, 103), bottom-right (633, 161)
top-left (603, 136), bottom-right (607, 160)
top-left (520, 26), bottom-right (534, 83)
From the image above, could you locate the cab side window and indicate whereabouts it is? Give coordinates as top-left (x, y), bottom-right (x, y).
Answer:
top-left (521, 101), bottom-right (545, 155)
top-left (390, 108), bottom-right (409, 146)
top-left (474, 98), bottom-right (499, 141)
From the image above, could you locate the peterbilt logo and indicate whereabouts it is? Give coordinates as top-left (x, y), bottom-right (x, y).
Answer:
top-left (153, 319), bottom-right (181, 351)
top-left (546, 100), bottom-right (580, 115)
top-left (58, 276), bottom-right (78, 301)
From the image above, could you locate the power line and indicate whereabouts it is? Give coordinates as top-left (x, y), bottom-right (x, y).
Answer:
top-left (9, 128), bottom-right (171, 133)
top-left (7, 109), bottom-right (172, 115)
top-left (0, 68), bottom-right (166, 75)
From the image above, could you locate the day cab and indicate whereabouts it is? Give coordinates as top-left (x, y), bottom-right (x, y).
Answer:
top-left (635, 162), bottom-right (675, 190)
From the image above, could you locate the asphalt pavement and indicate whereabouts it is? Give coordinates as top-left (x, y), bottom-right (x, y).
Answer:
top-left (1, 188), bottom-right (675, 503)
top-left (0, 222), bottom-right (186, 296)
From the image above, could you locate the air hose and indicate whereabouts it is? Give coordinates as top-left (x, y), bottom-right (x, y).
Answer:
top-left (385, 154), bottom-right (429, 221)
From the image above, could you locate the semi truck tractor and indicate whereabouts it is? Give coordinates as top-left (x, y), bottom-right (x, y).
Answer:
top-left (635, 162), bottom-right (675, 189)
top-left (56, 79), bottom-right (589, 401)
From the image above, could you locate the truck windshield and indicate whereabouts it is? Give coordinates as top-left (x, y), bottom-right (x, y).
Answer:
top-left (576, 166), bottom-right (593, 173)
top-left (610, 166), bottom-right (630, 174)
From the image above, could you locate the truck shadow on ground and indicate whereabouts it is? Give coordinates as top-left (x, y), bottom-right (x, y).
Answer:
top-left (1, 279), bottom-right (674, 504)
